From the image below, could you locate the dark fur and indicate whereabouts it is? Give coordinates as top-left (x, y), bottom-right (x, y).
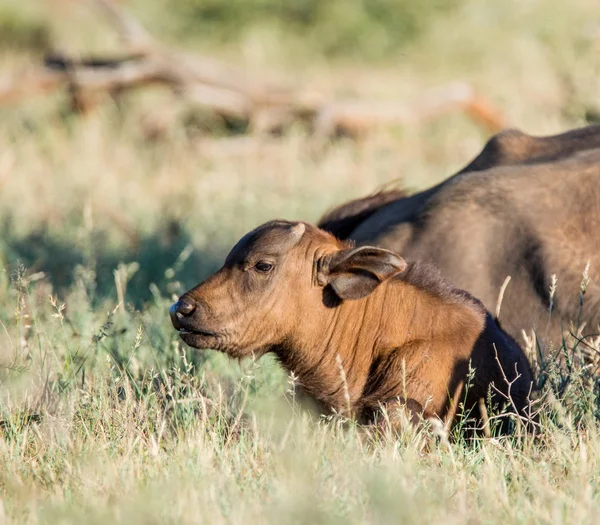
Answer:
top-left (458, 125), bottom-right (600, 173)
top-left (400, 260), bottom-right (486, 311)
top-left (318, 189), bottom-right (406, 240)
top-left (317, 124), bottom-right (600, 346)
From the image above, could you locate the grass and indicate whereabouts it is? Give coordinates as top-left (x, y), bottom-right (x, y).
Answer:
top-left (1, 272), bottom-right (600, 524)
top-left (1, 0), bottom-right (600, 522)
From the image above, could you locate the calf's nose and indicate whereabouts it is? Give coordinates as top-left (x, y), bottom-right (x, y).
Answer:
top-left (169, 299), bottom-right (197, 330)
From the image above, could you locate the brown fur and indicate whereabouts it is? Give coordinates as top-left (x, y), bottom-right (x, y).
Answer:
top-left (170, 221), bottom-right (533, 434)
top-left (318, 124), bottom-right (600, 346)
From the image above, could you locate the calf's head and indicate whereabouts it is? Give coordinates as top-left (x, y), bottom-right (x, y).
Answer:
top-left (170, 220), bottom-right (407, 358)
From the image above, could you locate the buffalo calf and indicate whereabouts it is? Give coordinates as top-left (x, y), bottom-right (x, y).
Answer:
top-left (170, 220), bottom-right (534, 434)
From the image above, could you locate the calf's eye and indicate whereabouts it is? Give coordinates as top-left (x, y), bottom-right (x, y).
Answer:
top-left (254, 261), bottom-right (273, 273)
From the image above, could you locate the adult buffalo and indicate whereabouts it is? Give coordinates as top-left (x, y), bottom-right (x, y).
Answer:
top-left (318, 125), bottom-right (600, 348)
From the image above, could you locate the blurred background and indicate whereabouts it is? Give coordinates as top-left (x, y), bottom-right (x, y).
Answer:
top-left (1, 0), bottom-right (600, 303)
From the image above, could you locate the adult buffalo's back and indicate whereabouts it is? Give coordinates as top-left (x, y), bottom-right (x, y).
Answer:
top-left (318, 125), bottom-right (600, 345)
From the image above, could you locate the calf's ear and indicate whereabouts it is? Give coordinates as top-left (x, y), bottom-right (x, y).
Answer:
top-left (318, 246), bottom-right (407, 300)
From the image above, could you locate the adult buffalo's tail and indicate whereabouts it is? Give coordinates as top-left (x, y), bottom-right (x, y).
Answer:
top-left (317, 189), bottom-right (405, 240)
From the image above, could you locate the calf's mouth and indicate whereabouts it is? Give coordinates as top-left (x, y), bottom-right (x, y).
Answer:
top-left (177, 327), bottom-right (222, 350)
top-left (177, 327), bottom-right (217, 337)
top-left (169, 301), bottom-right (222, 348)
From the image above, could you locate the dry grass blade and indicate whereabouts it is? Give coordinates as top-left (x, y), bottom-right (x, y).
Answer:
top-left (495, 275), bottom-right (511, 321)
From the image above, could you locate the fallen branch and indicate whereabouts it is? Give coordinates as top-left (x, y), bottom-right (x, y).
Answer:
top-left (313, 82), bottom-right (505, 138)
top-left (0, 0), bottom-right (507, 137)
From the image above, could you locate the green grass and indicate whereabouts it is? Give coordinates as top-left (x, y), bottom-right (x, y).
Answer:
top-left (1, 269), bottom-right (600, 524)
top-left (1, 0), bottom-right (600, 522)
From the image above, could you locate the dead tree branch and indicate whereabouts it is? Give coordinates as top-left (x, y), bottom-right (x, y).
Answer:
top-left (0, 0), bottom-right (507, 137)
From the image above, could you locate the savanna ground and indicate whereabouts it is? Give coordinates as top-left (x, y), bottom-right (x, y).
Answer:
top-left (1, 0), bottom-right (600, 523)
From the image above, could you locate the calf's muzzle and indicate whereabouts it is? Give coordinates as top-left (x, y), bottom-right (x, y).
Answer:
top-left (169, 298), bottom-right (196, 330)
